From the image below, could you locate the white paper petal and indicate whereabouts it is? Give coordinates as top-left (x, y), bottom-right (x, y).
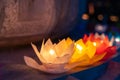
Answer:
top-left (31, 43), bottom-right (46, 63)
top-left (24, 56), bottom-right (41, 69)
top-left (109, 36), bottom-right (114, 46)
top-left (64, 62), bottom-right (82, 70)
top-left (53, 43), bottom-right (74, 64)
top-left (95, 33), bottom-right (99, 38)
top-left (44, 38), bottom-right (53, 47)
top-left (101, 33), bottom-right (105, 40)
top-left (54, 54), bottom-right (71, 64)
top-left (55, 39), bottom-right (68, 57)
top-left (40, 40), bottom-right (45, 54)
top-left (24, 56), bottom-right (74, 74)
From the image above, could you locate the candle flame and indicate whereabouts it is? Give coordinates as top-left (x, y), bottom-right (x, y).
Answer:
top-left (49, 49), bottom-right (55, 55)
top-left (93, 42), bottom-right (96, 46)
top-left (76, 44), bottom-right (83, 51)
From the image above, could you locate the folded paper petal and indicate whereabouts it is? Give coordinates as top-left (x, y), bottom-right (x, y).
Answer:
top-left (66, 37), bottom-right (73, 45)
top-left (85, 40), bottom-right (96, 58)
top-left (89, 53), bottom-right (106, 64)
top-left (31, 43), bottom-right (46, 63)
top-left (75, 53), bottom-right (106, 66)
top-left (25, 34), bottom-right (116, 74)
top-left (95, 42), bottom-right (108, 54)
top-left (53, 43), bottom-right (74, 64)
top-left (70, 39), bottom-right (86, 63)
top-left (24, 56), bottom-right (80, 74)
top-left (102, 46), bottom-right (117, 61)
top-left (24, 56), bottom-right (42, 70)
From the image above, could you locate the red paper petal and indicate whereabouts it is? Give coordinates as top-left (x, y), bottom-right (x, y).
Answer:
top-left (103, 36), bottom-right (109, 45)
top-left (95, 43), bottom-right (108, 54)
top-left (89, 33), bottom-right (94, 41)
top-left (83, 34), bottom-right (88, 43)
top-left (101, 46), bottom-right (117, 61)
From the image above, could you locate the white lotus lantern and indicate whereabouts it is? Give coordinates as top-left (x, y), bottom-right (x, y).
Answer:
top-left (24, 38), bottom-right (79, 74)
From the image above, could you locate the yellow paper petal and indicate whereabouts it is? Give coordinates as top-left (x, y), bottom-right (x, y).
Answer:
top-left (86, 40), bottom-right (96, 58)
top-left (76, 39), bottom-right (86, 48)
top-left (66, 37), bottom-right (73, 45)
top-left (74, 54), bottom-right (90, 66)
top-left (89, 53), bottom-right (106, 64)
top-left (78, 53), bottom-right (106, 66)
top-left (70, 39), bottom-right (87, 63)
top-left (75, 39), bottom-right (86, 56)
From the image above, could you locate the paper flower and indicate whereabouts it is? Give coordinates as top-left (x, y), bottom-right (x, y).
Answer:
top-left (83, 33), bottom-right (116, 61)
top-left (69, 33), bottom-right (116, 66)
top-left (24, 33), bottom-right (117, 73)
top-left (24, 38), bottom-right (80, 74)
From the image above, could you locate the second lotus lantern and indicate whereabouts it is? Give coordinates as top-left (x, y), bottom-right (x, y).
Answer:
top-left (69, 33), bottom-right (116, 66)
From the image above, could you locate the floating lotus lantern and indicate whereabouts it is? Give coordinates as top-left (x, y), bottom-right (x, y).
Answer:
top-left (83, 33), bottom-right (116, 60)
top-left (69, 33), bottom-right (116, 66)
top-left (24, 38), bottom-right (81, 74)
top-left (24, 33), bottom-right (117, 73)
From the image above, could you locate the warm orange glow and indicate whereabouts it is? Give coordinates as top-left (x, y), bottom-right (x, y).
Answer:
top-left (98, 14), bottom-right (104, 21)
top-left (101, 41), bottom-right (103, 43)
top-left (88, 3), bottom-right (94, 14)
top-left (110, 16), bottom-right (119, 22)
top-left (82, 13), bottom-right (89, 20)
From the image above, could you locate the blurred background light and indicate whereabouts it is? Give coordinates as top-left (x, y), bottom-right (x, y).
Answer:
top-left (110, 15), bottom-right (119, 22)
top-left (95, 24), bottom-right (107, 33)
top-left (98, 14), bottom-right (104, 21)
top-left (82, 13), bottom-right (89, 20)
